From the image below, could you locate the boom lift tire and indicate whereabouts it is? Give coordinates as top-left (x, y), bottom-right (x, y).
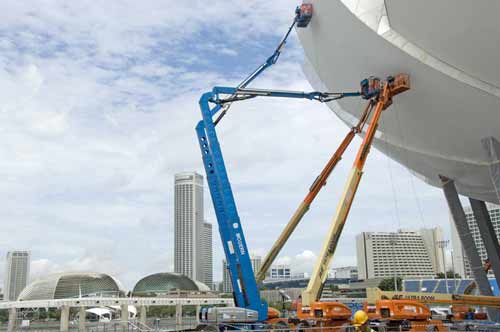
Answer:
top-left (297, 320), bottom-right (311, 332)
top-left (270, 320), bottom-right (289, 332)
top-left (340, 322), bottom-right (356, 332)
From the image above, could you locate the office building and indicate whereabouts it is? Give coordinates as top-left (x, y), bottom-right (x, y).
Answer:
top-left (174, 172), bottom-right (205, 282)
top-left (250, 255), bottom-right (262, 276)
top-left (201, 222), bottom-right (213, 287)
top-left (222, 259), bottom-right (232, 293)
top-left (451, 203), bottom-right (500, 278)
top-left (4, 251), bottom-right (30, 301)
top-left (356, 228), bottom-right (444, 280)
top-left (270, 264), bottom-right (291, 280)
top-left (221, 256), bottom-right (261, 294)
top-left (329, 266), bottom-right (359, 280)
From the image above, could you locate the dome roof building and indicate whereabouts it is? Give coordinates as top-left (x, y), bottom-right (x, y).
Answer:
top-left (18, 272), bottom-right (125, 301)
top-left (132, 272), bottom-right (209, 296)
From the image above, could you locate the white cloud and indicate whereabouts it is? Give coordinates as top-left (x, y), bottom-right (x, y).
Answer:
top-left (0, 0), bottom-right (453, 289)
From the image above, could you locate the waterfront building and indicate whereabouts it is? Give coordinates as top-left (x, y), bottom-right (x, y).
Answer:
top-left (451, 203), bottom-right (500, 278)
top-left (250, 255), bottom-right (262, 276)
top-left (221, 256), bottom-right (261, 293)
top-left (222, 259), bottom-right (232, 293)
top-left (356, 228), bottom-right (444, 280)
top-left (174, 172), bottom-right (207, 282)
top-left (329, 266), bottom-right (359, 280)
top-left (18, 272), bottom-right (123, 301)
top-left (4, 251), bottom-right (30, 301)
top-left (270, 264), bottom-right (291, 280)
top-left (201, 222), bottom-right (213, 287)
top-left (133, 272), bottom-right (209, 296)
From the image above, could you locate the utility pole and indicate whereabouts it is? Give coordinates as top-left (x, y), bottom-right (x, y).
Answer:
top-left (451, 250), bottom-right (457, 293)
top-left (437, 240), bottom-right (450, 293)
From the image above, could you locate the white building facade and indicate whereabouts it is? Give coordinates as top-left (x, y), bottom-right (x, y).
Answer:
top-left (356, 228), bottom-right (444, 280)
top-left (222, 259), bottom-right (232, 293)
top-left (269, 265), bottom-right (291, 280)
top-left (201, 222), bottom-right (213, 287)
top-left (451, 203), bottom-right (500, 278)
top-left (222, 255), bottom-right (262, 294)
top-left (250, 256), bottom-right (262, 276)
top-left (174, 172), bottom-right (210, 283)
top-left (329, 266), bottom-right (359, 280)
top-left (4, 251), bottom-right (30, 301)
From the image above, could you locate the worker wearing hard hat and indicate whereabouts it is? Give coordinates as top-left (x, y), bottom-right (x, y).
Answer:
top-left (352, 310), bottom-right (374, 332)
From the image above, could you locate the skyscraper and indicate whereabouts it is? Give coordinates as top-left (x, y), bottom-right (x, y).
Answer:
top-left (356, 228), bottom-right (444, 280)
top-left (174, 172), bottom-right (214, 285)
top-left (451, 203), bottom-right (500, 278)
top-left (222, 255), bottom-right (261, 293)
top-left (174, 172), bottom-right (204, 282)
top-left (250, 255), bottom-right (262, 276)
top-left (222, 259), bottom-right (232, 293)
top-left (201, 222), bottom-right (213, 287)
top-left (4, 251), bottom-right (30, 301)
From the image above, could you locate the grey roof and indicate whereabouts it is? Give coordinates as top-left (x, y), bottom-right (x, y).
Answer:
top-left (132, 272), bottom-right (204, 295)
top-left (18, 272), bottom-right (125, 301)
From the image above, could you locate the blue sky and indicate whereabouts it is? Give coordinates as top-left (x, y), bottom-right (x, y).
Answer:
top-left (0, 0), bottom-right (453, 289)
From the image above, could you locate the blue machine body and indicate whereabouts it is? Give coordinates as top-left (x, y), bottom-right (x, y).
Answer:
top-left (196, 90), bottom-right (268, 320)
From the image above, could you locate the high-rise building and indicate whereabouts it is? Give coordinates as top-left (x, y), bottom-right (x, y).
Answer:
top-left (419, 227), bottom-right (446, 274)
top-left (222, 256), bottom-right (261, 293)
top-left (201, 222), bottom-right (213, 287)
top-left (356, 228), bottom-right (444, 280)
top-left (174, 172), bottom-right (204, 282)
top-left (4, 251), bottom-right (30, 301)
top-left (451, 203), bottom-right (500, 278)
top-left (222, 259), bottom-right (232, 293)
top-left (250, 255), bottom-right (262, 276)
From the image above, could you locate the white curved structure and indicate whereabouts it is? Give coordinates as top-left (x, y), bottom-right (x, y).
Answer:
top-left (297, 0), bottom-right (500, 203)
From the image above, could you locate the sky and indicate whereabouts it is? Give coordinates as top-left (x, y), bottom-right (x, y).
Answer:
top-left (0, 0), bottom-right (455, 289)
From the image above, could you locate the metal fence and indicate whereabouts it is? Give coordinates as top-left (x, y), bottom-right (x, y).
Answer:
top-left (2, 318), bottom-right (500, 332)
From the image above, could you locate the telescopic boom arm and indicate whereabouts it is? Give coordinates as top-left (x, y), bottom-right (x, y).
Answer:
top-left (255, 99), bottom-right (374, 283)
top-left (196, 85), bottom-right (362, 321)
top-left (301, 74), bottom-right (410, 306)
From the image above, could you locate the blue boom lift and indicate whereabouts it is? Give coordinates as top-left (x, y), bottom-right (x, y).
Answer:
top-left (194, 3), bottom-right (407, 328)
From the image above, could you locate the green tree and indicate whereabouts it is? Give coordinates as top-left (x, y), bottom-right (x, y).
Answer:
top-left (0, 310), bottom-right (8, 323)
top-left (436, 271), bottom-right (461, 279)
top-left (378, 277), bottom-right (402, 291)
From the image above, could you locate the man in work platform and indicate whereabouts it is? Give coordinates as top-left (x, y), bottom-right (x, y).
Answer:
top-left (352, 310), bottom-right (374, 332)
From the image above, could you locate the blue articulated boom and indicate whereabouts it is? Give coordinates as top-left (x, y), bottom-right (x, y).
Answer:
top-left (196, 87), bottom-right (362, 322)
top-left (196, 94), bottom-right (267, 320)
top-left (195, 3), bottom-right (366, 323)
